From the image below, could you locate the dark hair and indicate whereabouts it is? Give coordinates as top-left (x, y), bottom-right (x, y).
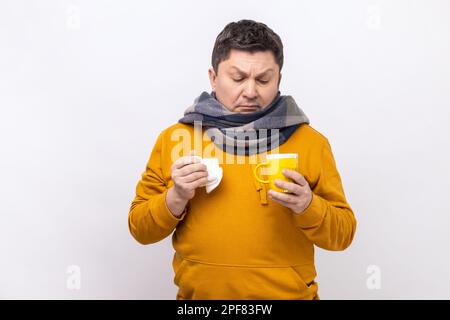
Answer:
top-left (211, 19), bottom-right (284, 74)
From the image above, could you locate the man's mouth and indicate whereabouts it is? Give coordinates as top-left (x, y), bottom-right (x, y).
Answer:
top-left (236, 105), bottom-right (259, 112)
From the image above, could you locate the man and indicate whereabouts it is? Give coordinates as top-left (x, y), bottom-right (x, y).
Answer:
top-left (128, 20), bottom-right (357, 300)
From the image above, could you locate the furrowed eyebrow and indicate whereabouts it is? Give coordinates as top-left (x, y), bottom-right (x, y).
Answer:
top-left (229, 66), bottom-right (274, 78)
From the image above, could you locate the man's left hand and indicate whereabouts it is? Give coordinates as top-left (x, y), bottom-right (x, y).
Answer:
top-left (268, 169), bottom-right (313, 214)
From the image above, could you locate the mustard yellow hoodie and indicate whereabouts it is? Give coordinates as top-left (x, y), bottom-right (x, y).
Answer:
top-left (128, 123), bottom-right (357, 300)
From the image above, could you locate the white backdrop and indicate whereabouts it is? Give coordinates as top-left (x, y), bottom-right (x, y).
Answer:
top-left (1, 0), bottom-right (449, 299)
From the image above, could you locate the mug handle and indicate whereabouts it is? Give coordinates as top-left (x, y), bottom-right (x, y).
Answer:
top-left (253, 162), bottom-right (270, 184)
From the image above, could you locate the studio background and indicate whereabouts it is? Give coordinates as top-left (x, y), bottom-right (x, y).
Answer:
top-left (1, 0), bottom-right (449, 299)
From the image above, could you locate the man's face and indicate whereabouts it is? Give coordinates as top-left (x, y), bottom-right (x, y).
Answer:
top-left (208, 49), bottom-right (282, 114)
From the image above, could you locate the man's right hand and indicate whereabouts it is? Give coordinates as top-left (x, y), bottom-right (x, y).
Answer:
top-left (166, 151), bottom-right (209, 217)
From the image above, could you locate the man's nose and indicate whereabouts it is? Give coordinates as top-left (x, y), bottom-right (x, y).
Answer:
top-left (243, 80), bottom-right (258, 100)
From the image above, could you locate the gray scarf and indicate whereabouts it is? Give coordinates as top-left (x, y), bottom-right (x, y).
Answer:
top-left (179, 91), bottom-right (309, 156)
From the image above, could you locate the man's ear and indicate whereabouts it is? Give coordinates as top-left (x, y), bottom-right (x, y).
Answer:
top-left (208, 67), bottom-right (217, 90)
top-left (278, 72), bottom-right (282, 87)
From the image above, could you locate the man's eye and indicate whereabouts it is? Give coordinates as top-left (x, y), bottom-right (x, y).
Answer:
top-left (258, 79), bottom-right (269, 84)
top-left (233, 78), bottom-right (244, 82)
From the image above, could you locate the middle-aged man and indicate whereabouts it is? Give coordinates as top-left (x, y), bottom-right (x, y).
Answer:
top-left (129, 19), bottom-right (357, 300)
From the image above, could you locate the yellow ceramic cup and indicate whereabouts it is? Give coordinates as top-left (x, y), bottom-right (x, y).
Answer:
top-left (253, 153), bottom-right (298, 193)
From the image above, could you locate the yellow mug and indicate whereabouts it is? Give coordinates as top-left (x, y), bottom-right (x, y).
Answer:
top-left (253, 153), bottom-right (298, 193)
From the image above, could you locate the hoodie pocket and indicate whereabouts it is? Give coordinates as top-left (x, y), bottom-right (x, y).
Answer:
top-left (172, 256), bottom-right (319, 300)
top-left (173, 254), bottom-right (188, 285)
top-left (289, 265), bottom-right (318, 296)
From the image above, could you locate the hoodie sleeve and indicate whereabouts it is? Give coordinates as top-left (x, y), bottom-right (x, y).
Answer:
top-left (128, 132), bottom-right (186, 245)
top-left (293, 138), bottom-right (357, 251)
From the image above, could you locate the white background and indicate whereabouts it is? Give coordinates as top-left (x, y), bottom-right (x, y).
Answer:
top-left (1, 0), bottom-right (449, 299)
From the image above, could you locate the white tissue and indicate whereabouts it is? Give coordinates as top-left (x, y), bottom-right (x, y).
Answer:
top-left (193, 156), bottom-right (223, 193)
top-left (205, 167), bottom-right (222, 193)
